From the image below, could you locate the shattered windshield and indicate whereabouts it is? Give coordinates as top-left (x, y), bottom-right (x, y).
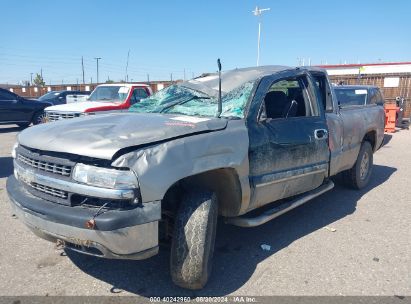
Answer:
top-left (129, 81), bottom-right (255, 118)
top-left (88, 86), bottom-right (130, 103)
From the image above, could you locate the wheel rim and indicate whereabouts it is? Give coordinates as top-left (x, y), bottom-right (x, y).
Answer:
top-left (360, 151), bottom-right (369, 180)
top-left (36, 114), bottom-right (47, 124)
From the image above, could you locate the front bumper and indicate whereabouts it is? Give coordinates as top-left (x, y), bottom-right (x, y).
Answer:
top-left (7, 176), bottom-right (160, 260)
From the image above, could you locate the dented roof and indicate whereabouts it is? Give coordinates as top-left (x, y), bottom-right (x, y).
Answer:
top-left (180, 66), bottom-right (292, 97)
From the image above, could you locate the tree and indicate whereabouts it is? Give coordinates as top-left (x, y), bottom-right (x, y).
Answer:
top-left (33, 73), bottom-right (45, 86)
top-left (105, 79), bottom-right (115, 84)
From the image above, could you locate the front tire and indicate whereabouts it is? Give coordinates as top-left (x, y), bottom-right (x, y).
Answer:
top-left (343, 141), bottom-right (373, 189)
top-left (32, 111), bottom-right (46, 125)
top-left (170, 190), bottom-right (218, 290)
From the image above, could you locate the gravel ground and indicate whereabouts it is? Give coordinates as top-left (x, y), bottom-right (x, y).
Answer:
top-left (0, 125), bottom-right (409, 297)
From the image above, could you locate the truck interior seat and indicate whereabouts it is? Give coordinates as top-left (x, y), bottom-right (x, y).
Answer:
top-left (264, 91), bottom-right (289, 119)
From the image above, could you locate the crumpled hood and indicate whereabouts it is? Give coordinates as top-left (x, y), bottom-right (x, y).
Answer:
top-left (45, 101), bottom-right (119, 112)
top-left (18, 113), bottom-right (228, 160)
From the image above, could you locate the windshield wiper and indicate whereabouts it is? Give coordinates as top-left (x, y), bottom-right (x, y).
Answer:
top-left (159, 96), bottom-right (210, 113)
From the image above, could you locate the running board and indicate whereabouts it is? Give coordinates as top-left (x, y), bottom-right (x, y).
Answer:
top-left (225, 180), bottom-right (334, 227)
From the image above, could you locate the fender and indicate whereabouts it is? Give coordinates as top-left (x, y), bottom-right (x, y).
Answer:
top-left (111, 120), bottom-right (252, 215)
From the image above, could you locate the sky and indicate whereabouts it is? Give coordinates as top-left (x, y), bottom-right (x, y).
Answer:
top-left (1, 0), bottom-right (410, 85)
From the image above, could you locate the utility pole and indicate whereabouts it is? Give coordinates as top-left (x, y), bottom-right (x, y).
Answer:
top-left (184, 68), bottom-right (186, 81)
top-left (94, 57), bottom-right (101, 84)
top-left (30, 73), bottom-right (33, 85)
top-left (147, 74), bottom-right (150, 83)
top-left (125, 49), bottom-right (130, 82)
top-left (40, 68), bottom-right (43, 79)
top-left (252, 6), bottom-right (270, 66)
top-left (81, 56), bottom-right (85, 84)
top-left (170, 73), bottom-right (173, 82)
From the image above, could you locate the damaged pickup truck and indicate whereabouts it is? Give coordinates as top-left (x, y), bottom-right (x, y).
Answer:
top-left (7, 66), bottom-right (384, 290)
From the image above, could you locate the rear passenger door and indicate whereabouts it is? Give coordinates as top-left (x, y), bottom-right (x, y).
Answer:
top-left (246, 70), bottom-right (330, 210)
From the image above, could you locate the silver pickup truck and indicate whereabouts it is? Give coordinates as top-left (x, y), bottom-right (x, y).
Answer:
top-left (7, 66), bottom-right (385, 290)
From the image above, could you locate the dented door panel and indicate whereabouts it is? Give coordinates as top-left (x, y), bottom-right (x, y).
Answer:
top-left (246, 72), bottom-right (330, 211)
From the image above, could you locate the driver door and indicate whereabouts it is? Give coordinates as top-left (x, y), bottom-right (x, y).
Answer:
top-left (0, 90), bottom-right (27, 122)
top-left (246, 70), bottom-right (330, 210)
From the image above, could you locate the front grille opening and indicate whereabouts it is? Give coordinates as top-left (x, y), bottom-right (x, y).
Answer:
top-left (65, 242), bottom-right (104, 257)
top-left (18, 154), bottom-right (72, 176)
top-left (30, 182), bottom-right (68, 199)
top-left (47, 112), bottom-right (81, 121)
top-left (71, 194), bottom-right (133, 210)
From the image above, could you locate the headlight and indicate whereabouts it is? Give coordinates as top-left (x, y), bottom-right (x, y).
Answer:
top-left (11, 142), bottom-right (18, 159)
top-left (72, 164), bottom-right (138, 189)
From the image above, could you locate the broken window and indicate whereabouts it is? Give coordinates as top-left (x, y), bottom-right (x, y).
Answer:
top-left (261, 76), bottom-right (318, 120)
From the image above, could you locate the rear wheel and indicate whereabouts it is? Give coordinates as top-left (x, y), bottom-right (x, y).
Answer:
top-left (343, 141), bottom-right (373, 189)
top-left (170, 190), bottom-right (218, 290)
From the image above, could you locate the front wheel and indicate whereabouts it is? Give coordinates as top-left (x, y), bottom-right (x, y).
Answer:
top-left (343, 141), bottom-right (373, 189)
top-left (170, 190), bottom-right (218, 290)
top-left (32, 111), bottom-right (46, 125)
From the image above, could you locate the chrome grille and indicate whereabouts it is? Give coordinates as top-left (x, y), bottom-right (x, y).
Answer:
top-left (17, 154), bottom-right (72, 176)
top-left (30, 182), bottom-right (68, 199)
top-left (46, 111), bottom-right (81, 122)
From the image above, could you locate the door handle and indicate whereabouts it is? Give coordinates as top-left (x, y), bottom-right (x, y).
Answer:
top-left (314, 129), bottom-right (328, 140)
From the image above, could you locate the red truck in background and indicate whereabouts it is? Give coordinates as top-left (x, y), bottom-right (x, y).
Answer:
top-left (44, 83), bottom-right (153, 122)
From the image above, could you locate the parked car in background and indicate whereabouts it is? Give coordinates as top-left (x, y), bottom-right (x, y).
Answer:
top-left (334, 85), bottom-right (385, 107)
top-left (7, 66), bottom-right (385, 289)
top-left (38, 90), bottom-right (90, 105)
top-left (0, 88), bottom-right (52, 127)
top-left (66, 93), bottom-right (90, 104)
top-left (44, 84), bottom-right (152, 122)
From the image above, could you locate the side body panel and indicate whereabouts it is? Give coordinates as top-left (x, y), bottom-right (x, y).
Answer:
top-left (112, 120), bottom-right (251, 216)
top-left (336, 105), bottom-right (385, 172)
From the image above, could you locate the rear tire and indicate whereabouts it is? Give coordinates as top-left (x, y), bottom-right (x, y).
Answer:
top-left (170, 190), bottom-right (218, 290)
top-left (343, 141), bottom-right (373, 189)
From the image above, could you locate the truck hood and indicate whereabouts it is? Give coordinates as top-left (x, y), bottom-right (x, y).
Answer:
top-left (45, 101), bottom-right (120, 112)
top-left (18, 113), bottom-right (228, 160)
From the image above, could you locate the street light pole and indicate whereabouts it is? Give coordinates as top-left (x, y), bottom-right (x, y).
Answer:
top-left (252, 6), bottom-right (270, 67)
top-left (94, 57), bottom-right (101, 84)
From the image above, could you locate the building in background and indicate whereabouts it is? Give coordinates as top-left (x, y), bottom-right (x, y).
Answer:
top-left (0, 80), bottom-right (177, 99)
top-left (320, 61), bottom-right (411, 118)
